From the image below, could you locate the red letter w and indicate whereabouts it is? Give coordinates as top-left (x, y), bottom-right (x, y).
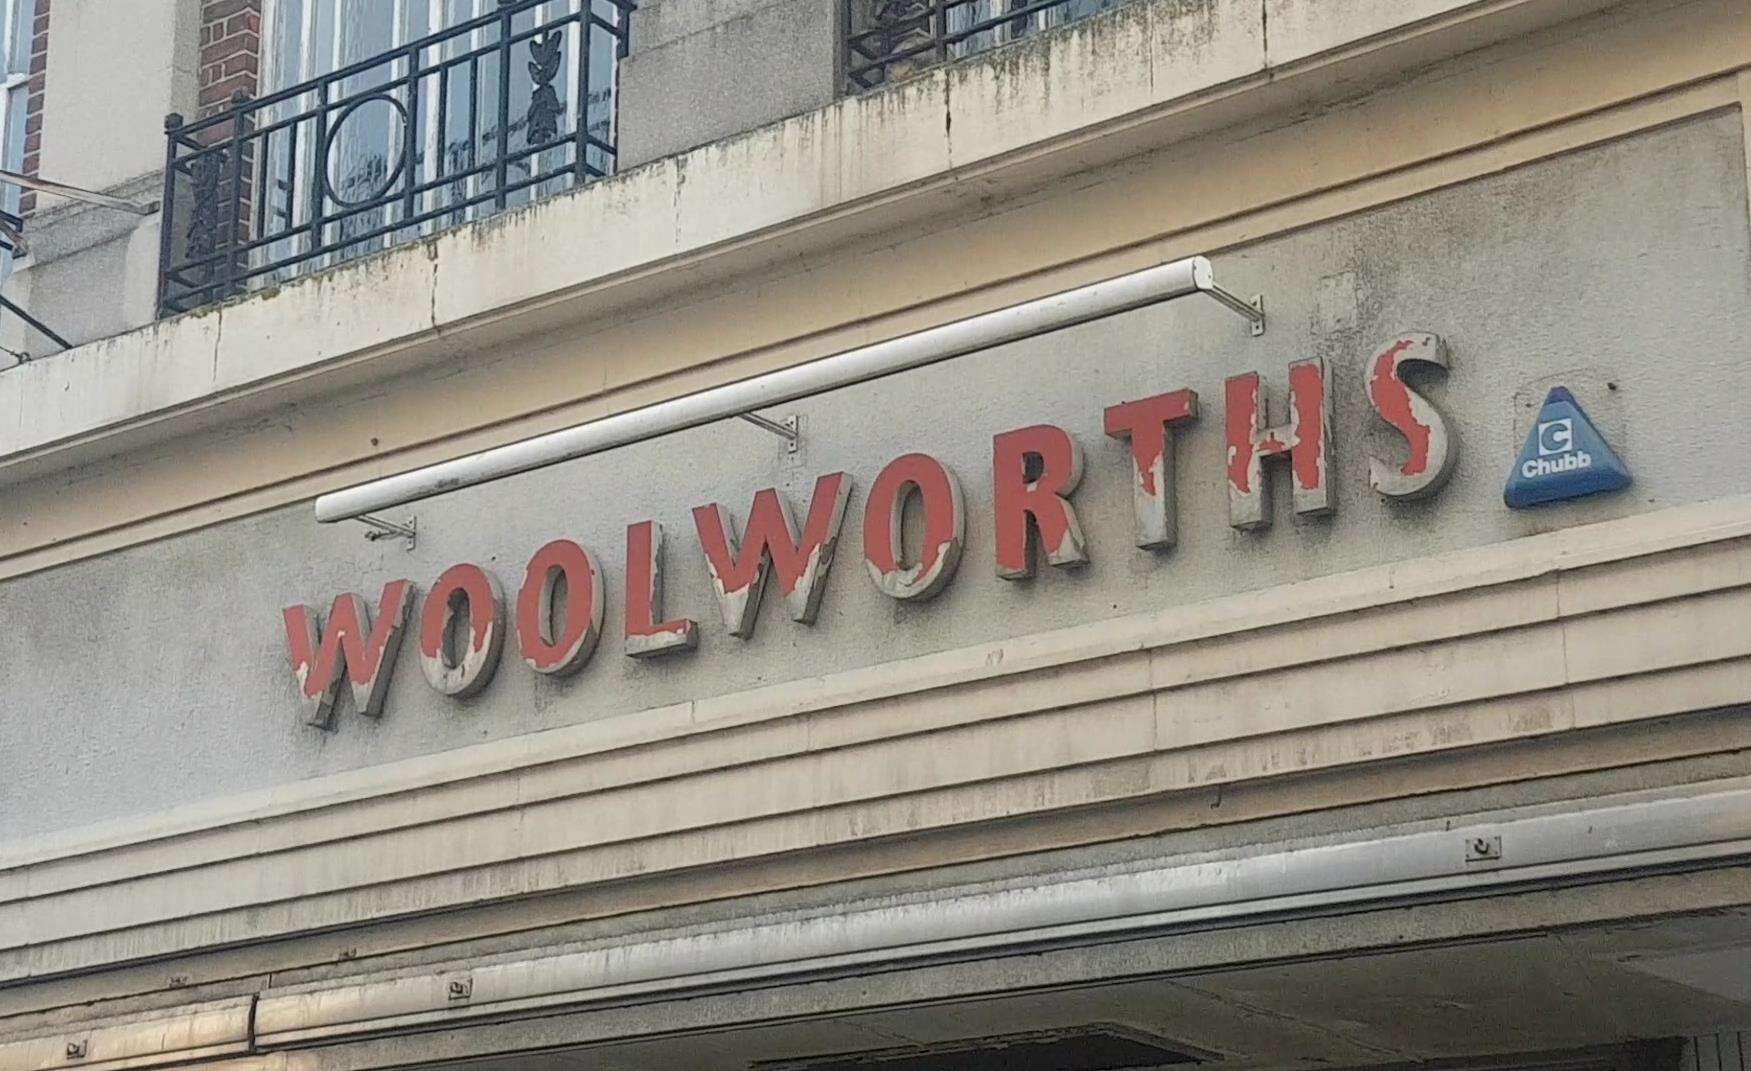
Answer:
top-left (691, 473), bottom-right (851, 638)
top-left (282, 580), bottom-right (415, 728)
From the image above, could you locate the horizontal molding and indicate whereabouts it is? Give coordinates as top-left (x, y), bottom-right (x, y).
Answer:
top-left (244, 777), bottom-right (1751, 1046)
top-left (5, 498), bottom-right (1751, 982)
top-left (5, 776), bottom-right (1749, 1067)
top-left (0, 996), bottom-right (251, 1071)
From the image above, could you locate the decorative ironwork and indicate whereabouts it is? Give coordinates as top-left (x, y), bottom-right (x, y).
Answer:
top-left (526, 30), bottom-right (566, 146)
top-left (862, 0), bottom-right (936, 83)
top-left (183, 146), bottom-right (225, 283)
top-left (158, 0), bottom-right (634, 317)
top-left (321, 95), bottom-right (410, 207)
top-left (846, 0), bottom-right (1096, 89)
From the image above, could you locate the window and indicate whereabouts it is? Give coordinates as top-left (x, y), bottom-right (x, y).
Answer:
top-left (256, 0), bottom-right (621, 273)
top-left (160, 0), bottom-right (630, 313)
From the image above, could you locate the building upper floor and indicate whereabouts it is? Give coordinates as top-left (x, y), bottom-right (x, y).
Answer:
top-left (0, 0), bottom-right (1222, 353)
top-left (3, 0), bottom-right (1714, 485)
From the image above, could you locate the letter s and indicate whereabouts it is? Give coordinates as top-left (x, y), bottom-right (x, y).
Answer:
top-left (1365, 333), bottom-right (1457, 500)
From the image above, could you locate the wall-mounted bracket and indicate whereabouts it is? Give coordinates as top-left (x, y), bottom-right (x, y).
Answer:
top-left (1465, 834), bottom-right (1503, 863)
top-left (739, 412), bottom-right (800, 454)
top-left (1196, 282), bottom-right (1267, 336)
top-left (357, 514), bottom-right (417, 551)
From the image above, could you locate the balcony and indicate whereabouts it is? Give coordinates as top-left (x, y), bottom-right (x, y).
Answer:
top-left (156, 0), bottom-right (633, 316)
top-left (148, 0), bottom-right (1182, 317)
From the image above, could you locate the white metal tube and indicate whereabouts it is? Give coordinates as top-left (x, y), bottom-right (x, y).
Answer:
top-left (315, 255), bottom-right (1222, 523)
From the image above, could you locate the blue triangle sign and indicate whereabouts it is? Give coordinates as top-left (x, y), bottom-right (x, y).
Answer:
top-left (1504, 387), bottom-right (1632, 509)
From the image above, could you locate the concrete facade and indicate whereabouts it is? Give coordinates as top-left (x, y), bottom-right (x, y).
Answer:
top-left (0, 0), bottom-right (199, 359)
top-left (3, 110), bottom-right (1749, 837)
top-left (617, 0), bottom-right (842, 166)
top-left (3, 0), bottom-right (1751, 1069)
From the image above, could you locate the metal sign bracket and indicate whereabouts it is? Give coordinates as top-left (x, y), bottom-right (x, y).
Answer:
top-left (1197, 283), bottom-right (1267, 336)
top-left (357, 514), bottom-right (418, 551)
top-left (739, 412), bottom-right (801, 454)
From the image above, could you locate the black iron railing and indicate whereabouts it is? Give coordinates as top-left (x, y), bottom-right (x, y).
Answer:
top-left (158, 0), bottom-right (633, 316)
top-left (845, 0), bottom-right (1112, 89)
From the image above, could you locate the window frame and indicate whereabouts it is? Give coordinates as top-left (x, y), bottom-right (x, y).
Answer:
top-left (254, 0), bottom-right (596, 269)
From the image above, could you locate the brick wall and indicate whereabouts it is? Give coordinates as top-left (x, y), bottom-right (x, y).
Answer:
top-left (197, 0), bottom-right (260, 120)
top-left (18, 0), bottom-right (46, 213)
top-left (188, 0), bottom-right (263, 301)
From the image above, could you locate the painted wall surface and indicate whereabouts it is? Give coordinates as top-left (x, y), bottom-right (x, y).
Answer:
top-left (0, 206), bottom-right (163, 359)
top-left (0, 0), bottom-right (198, 357)
top-left (2, 113), bottom-right (1747, 840)
top-left (37, 0), bottom-right (199, 192)
top-left (616, 0), bottom-right (840, 166)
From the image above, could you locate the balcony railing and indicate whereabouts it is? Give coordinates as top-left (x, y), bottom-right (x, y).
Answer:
top-left (846, 0), bottom-right (1116, 89)
top-left (158, 0), bottom-right (633, 317)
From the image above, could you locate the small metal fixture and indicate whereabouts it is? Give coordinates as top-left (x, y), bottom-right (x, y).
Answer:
top-left (64, 1040), bottom-right (89, 1060)
top-left (446, 977), bottom-right (473, 1001)
top-left (356, 514), bottom-right (417, 551)
top-left (1466, 834), bottom-right (1503, 862)
top-left (1197, 285), bottom-right (1267, 337)
top-left (739, 412), bottom-right (800, 453)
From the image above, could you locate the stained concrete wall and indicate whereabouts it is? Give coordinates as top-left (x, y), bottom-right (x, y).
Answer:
top-left (2, 111), bottom-right (1747, 840)
top-left (615, 0), bottom-right (841, 167)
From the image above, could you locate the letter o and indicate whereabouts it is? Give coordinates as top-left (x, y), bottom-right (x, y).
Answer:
top-left (516, 539), bottom-right (605, 676)
top-left (863, 452), bottom-right (965, 600)
top-left (418, 563), bottom-right (505, 698)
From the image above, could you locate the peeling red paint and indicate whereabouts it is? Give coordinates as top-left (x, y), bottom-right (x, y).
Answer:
top-left (516, 539), bottom-right (604, 676)
top-left (624, 521), bottom-right (698, 657)
top-left (1224, 360), bottom-right (1331, 529)
top-left (417, 563), bottom-right (506, 698)
top-left (1224, 374), bottom-right (1261, 496)
top-left (1104, 389), bottom-right (1198, 550)
top-left (1365, 332), bottom-right (1456, 500)
top-left (1288, 360), bottom-right (1327, 496)
top-left (1104, 390), bottom-right (1196, 496)
top-left (281, 579), bottom-right (414, 727)
top-left (1368, 337), bottom-right (1427, 477)
top-left (993, 424), bottom-right (1088, 579)
top-left (692, 472), bottom-right (851, 635)
top-left (419, 564), bottom-right (497, 658)
top-left (863, 452), bottom-right (965, 600)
